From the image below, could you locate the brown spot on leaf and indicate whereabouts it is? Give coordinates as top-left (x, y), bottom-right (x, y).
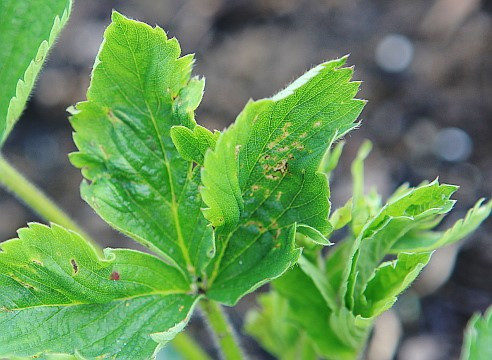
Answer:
top-left (179, 305), bottom-right (185, 312)
top-left (314, 121), bottom-right (322, 127)
top-left (273, 159), bottom-right (288, 174)
top-left (282, 122), bottom-right (292, 131)
top-left (31, 259), bottom-right (43, 266)
top-left (70, 259), bottom-right (79, 274)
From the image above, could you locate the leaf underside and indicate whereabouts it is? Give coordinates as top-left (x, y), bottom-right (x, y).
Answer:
top-left (0, 0), bottom-right (72, 146)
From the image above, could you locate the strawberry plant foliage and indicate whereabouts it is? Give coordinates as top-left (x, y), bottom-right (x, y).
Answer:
top-left (462, 305), bottom-right (492, 360)
top-left (0, 223), bottom-right (198, 358)
top-left (0, 0), bottom-right (72, 146)
top-left (0, 12), bottom-right (365, 358)
top-left (246, 143), bottom-right (492, 360)
top-left (201, 58), bottom-right (364, 304)
top-left (0, 9), bottom-right (490, 360)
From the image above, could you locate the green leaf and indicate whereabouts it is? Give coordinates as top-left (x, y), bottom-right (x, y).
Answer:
top-left (391, 198), bottom-right (492, 252)
top-left (202, 57), bottom-right (365, 305)
top-left (244, 292), bottom-right (317, 360)
top-left (273, 266), bottom-right (362, 360)
top-left (171, 124), bottom-right (217, 165)
top-left (461, 306), bottom-right (492, 360)
top-left (320, 140), bottom-right (345, 176)
top-left (0, 223), bottom-right (198, 359)
top-left (341, 180), bottom-right (457, 310)
top-left (298, 255), bottom-right (338, 310)
top-left (330, 199), bottom-right (353, 230)
top-left (350, 140), bottom-right (374, 235)
top-left (296, 224), bottom-right (333, 246)
top-left (70, 12), bottom-right (214, 279)
top-left (0, 0), bottom-right (72, 146)
top-left (357, 252), bottom-right (432, 317)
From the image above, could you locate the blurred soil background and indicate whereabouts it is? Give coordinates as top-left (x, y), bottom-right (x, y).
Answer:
top-left (1, 0), bottom-right (491, 359)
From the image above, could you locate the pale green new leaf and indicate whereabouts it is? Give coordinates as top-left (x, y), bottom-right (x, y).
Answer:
top-left (70, 12), bottom-right (213, 278)
top-left (273, 266), bottom-right (362, 360)
top-left (298, 255), bottom-right (338, 310)
top-left (357, 252), bottom-right (432, 317)
top-left (0, 0), bottom-right (72, 146)
top-left (245, 292), bottom-right (317, 360)
top-left (320, 140), bottom-right (345, 177)
top-left (350, 140), bottom-right (375, 235)
top-left (391, 198), bottom-right (492, 252)
top-left (0, 223), bottom-right (198, 359)
top-left (202, 57), bottom-right (365, 305)
top-left (461, 306), bottom-right (492, 360)
top-left (296, 224), bottom-right (333, 246)
top-left (343, 180), bottom-right (457, 310)
top-left (330, 199), bottom-right (353, 230)
top-left (171, 124), bottom-right (217, 165)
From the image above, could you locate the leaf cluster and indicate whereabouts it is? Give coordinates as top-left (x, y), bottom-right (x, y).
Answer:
top-left (245, 141), bottom-right (492, 360)
top-left (0, 5), bottom-right (490, 360)
top-left (0, 10), bottom-right (366, 358)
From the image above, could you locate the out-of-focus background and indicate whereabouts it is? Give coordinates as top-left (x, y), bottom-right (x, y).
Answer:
top-left (0, 0), bottom-right (491, 359)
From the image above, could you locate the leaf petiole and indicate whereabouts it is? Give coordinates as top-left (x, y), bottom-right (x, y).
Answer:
top-left (0, 154), bottom-right (97, 247)
top-left (172, 332), bottom-right (212, 360)
top-left (201, 299), bottom-right (246, 360)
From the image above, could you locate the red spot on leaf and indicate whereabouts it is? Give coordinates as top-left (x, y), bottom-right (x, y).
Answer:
top-left (110, 271), bottom-right (120, 281)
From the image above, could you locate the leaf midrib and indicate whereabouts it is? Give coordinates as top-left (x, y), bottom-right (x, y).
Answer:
top-left (117, 23), bottom-right (192, 273)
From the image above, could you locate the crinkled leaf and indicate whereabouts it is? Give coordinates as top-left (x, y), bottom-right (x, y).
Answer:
top-left (342, 180), bottom-right (457, 310)
top-left (202, 57), bottom-right (365, 305)
top-left (247, 140), bottom-right (490, 359)
top-left (0, 0), bottom-right (71, 146)
top-left (461, 306), bottom-right (492, 360)
top-left (171, 124), bottom-right (217, 165)
top-left (357, 251), bottom-right (432, 317)
top-left (70, 12), bottom-right (213, 279)
top-left (0, 223), bottom-right (198, 359)
top-left (391, 198), bottom-right (492, 253)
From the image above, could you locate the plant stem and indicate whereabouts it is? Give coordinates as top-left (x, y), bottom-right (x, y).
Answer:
top-left (0, 155), bottom-right (96, 246)
top-left (200, 299), bottom-right (246, 360)
top-left (172, 332), bottom-right (211, 360)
